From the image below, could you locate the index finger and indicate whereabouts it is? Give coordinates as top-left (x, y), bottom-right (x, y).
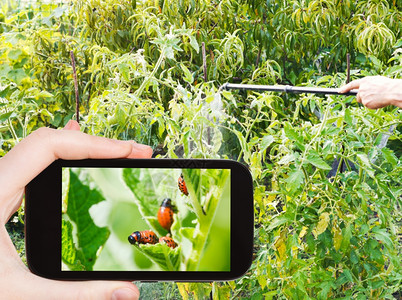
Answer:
top-left (338, 79), bottom-right (362, 93)
top-left (0, 128), bottom-right (151, 192)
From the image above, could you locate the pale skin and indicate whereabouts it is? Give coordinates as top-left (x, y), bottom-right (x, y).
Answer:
top-left (339, 75), bottom-right (402, 109)
top-left (0, 120), bottom-right (153, 300)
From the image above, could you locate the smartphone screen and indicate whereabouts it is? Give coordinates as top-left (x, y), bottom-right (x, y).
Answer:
top-left (61, 167), bottom-right (230, 272)
top-left (26, 159), bottom-right (253, 281)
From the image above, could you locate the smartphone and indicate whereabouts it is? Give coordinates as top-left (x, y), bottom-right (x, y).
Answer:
top-left (25, 159), bottom-right (254, 281)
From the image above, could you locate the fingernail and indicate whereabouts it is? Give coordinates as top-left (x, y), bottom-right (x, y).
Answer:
top-left (64, 119), bottom-right (80, 131)
top-left (111, 288), bottom-right (139, 300)
top-left (64, 120), bottom-right (74, 129)
top-left (133, 143), bottom-right (152, 150)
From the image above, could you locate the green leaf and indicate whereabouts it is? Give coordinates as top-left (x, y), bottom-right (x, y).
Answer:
top-left (0, 111), bottom-right (14, 123)
top-left (7, 49), bottom-right (22, 60)
top-left (356, 152), bottom-right (374, 177)
top-left (0, 65), bottom-right (12, 78)
top-left (188, 35), bottom-right (199, 53)
top-left (277, 153), bottom-right (295, 165)
top-left (180, 63), bottom-right (193, 84)
top-left (371, 280), bottom-right (385, 289)
top-left (53, 6), bottom-right (67, 18)
top-left (64, 170), bottom-right (110, 271)
top-left (212, 127), bottom-right (222, 153)
top-left (372, 227), bottom-right (393, 249)
top-left (7, 68), bottom-right (26, 84)
top-left (163, 46), bottom-right (173, 60)
top-left (260, 135), bottom-right (274, 152)
top-left (61, 220), bottom-right (75, 265)
top-left (340, 225), bottom-right (352, 253)
top-left (133, 243), bottom-right (181, 271)
top-left (343, 269), bottom-right (354, 283)
top-left (350, 249), bottom-right (359, 265)
top-left (61, 219), bottom-right (85, 270)
top-left (381, 148), bottom-right (397, 167)
top-left (284, 122), bottom-right (304, 149)
top-left (181, 169), bottom-right (230, 271)
top-left (306, 152), bottom-right (332, 170)
top-left (233, 129), bottom-right (248, 154)
top-left (344, 108), bottom-right (352, 125)
top-left (62, 168), bottom-right (69, 214)
top-left (122, 168), bottom-right (171, 237)
top-left (266, 214), bottom-right (292, 232)
top-left (394, 38), bottom-right (402, 48)
top-left (285, 169), bottom-right (304, 192)
top-left (37, 90), bottom-right (54, 99)
top-left (318, 281), bottom-right (333, 299)
top-left (118, 63), bottom-right (130, 81)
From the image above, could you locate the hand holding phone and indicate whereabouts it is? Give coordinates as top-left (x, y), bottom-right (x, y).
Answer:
top-left (25, 158), bottom-right (254, 281)
top-left (0, 120), bottom-right (151, 299)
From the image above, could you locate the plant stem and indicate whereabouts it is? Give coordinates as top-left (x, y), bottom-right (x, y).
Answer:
top-left (202, 42), bottom-right (207, 82)
top-left (7, 118), bottom-right (18, 142)
top-left (128, 48), bottom-right (165, 117)
top-left (255, 47), bottom-right (261, 67)
top-left (346, 53), bottom-right (350, 84)
top-left (70, 50), bottom-right (80, 124)
top-left (298, 105), bottom-right (330, 170)
top-left (237, 108), bottom-right (261, 161)
top-left (202, 42), bottom-right (212, 146)
top-left (70, 50), bottom-right (80, 123)
top-left (334, 156), bottom-right (344, 178)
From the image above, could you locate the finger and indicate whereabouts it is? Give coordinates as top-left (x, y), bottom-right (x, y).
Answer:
top-left (0, 128), bottom-right (151, 192)
top-left (0, 227), bottom-right (140, 300)
top-left (128, 142), bottom-right (153, 158)
top-left (2, 272), bottom-right (140, 300)
top-left (62, 121), bottom-right (152, 158)
top-left (38, 280), bottom-right (140, 300)
top-left (63, 120), bottom-right (80, 131)
top-left (356, 92), bottom-right (362, 104)
top-left (338, 79), bottom-right (362, 93)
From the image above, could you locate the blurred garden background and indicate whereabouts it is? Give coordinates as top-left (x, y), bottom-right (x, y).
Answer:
top-left (1, 0), bottom-right (401, 298)
top-left (62, 167), bottom-right (230, 273)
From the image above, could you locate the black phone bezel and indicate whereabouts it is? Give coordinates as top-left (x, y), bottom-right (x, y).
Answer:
top-left (25, 158), bottom-right (253, 281)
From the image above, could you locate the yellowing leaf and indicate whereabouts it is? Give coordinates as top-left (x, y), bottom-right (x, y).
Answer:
top-left (299, 226), bottom-right (308, 240)
top-left (177, 283), bottom-right (190, 300)
top-left (257, 275), bottom-right (267, 290)
top-left (313, 212), bottom-right (330, 238)
top-left (271, 177), bottom-right (278, 191)
top-left (273, 232), bottom-right (287, 263)
top-left (333, 224), bottom-right (342, 251)
top-left (291, 246), bottom-right (298, 258)
top-left (265, 193), bottom-right (277, 205)
top-left (277, 241), bottom-right (286, 262)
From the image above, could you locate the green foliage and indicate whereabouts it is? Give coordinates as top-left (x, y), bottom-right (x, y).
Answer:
top-left (122, 168), bottom-right (230, 271)
top-left (62, 169), bottom-right (110, 270)
top-left (134, 243), bottom-right (181, 271)
top-left (60, 167), bottom-right (230, 272)
top-left (2, 0), bottom-right (401, 298)
top-left (122, 168), bottom-right (171, 237)
top-left (5, 216), bottom-right (26, 266)
top-left (241, 94), bottom-right (402, 299)
top-left (134, 281), bottom-right (182, 299)
top-left (180, 168), bottom-right (230, 271)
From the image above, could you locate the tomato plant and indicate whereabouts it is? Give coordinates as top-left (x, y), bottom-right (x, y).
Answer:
top-left (1, 0), bottom-right (401, 298)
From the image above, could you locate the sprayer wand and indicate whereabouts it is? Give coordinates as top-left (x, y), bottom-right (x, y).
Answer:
top-left (220, 83), bottom-right (358, 96)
